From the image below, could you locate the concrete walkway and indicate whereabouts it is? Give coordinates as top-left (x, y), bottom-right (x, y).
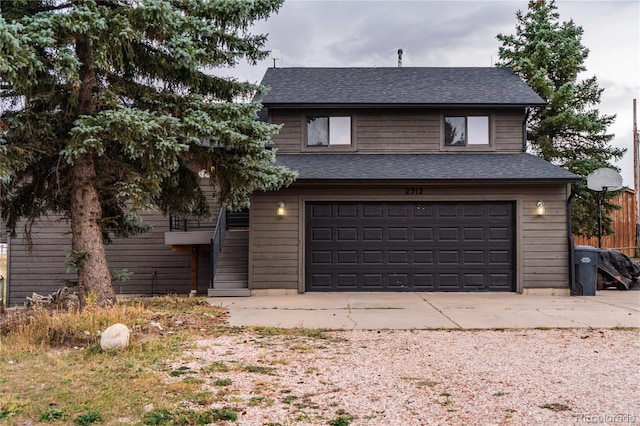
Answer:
top-left (207, 290), bottom-right (640, 330)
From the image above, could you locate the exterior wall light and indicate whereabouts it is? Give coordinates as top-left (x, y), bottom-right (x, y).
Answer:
top-left (536, 200), bottom-right (545, 216)
top-left (277, 201), bottom-right (285, 217)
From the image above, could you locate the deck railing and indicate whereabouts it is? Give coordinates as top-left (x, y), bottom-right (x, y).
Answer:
top-left (169, 215), bottom-right (216, 232)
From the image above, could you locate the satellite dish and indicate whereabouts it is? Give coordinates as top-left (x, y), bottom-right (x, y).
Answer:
top-left (586, 168), bottom-right (622, 191)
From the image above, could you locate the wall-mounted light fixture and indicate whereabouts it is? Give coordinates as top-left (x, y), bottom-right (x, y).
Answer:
top-left (277, 201), bottom-right (285, 217)
top-left (536, 200), bottom-right (545, 216)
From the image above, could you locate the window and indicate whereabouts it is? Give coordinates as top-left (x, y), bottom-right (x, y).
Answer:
top-left (444, 116), bottom-right (489, 146)
top-left (307, 116), bottom-right (351, 146)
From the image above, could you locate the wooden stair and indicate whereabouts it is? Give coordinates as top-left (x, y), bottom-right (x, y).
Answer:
top-left (209, 230), bottom-right (250, 297)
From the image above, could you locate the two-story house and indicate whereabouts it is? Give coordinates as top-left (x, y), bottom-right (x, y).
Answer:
top-left (3, 66), bottom-right (580, 306)
top-left (243, 67), bottom-right (580, 294)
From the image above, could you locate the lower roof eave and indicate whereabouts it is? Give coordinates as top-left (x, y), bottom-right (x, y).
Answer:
top-left (288, 178), bottom-right (581, 186)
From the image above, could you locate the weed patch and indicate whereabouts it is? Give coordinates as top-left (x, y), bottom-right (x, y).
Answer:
top-left (238, 362), bottom-right (276, 375)
top-left (540, 402), bottom-right (571, 412)
top-left (143, 407), bottom-right (237, 425)
top-left (402, 376), bottom-right (439, 388)
top-left (143, 408), bottom-right (173, 425)
top-left (246, 325), bottom-right (330, 340)
top-left (200, 360), bottom-right (229, 373)
top-left (181, 377), bottom-right (205, 385)
top-left (248, 396), bottom-right (273, 407)
top-left (329, 414), bottom-right (356, 425)
top-left (282, 395), bottom-right (299, 404)
top-left (74, 411), bottom-right (102, 425)
top-left (210, 407), bottom-right (238, 421)
top-left (169, 366), bottom-right (191, 377)
top-left (39, 407), bottom-right (70, 422)
top-left (0, 397), bottom-right (25, 421)
top-left (213, 378), bottom-right (233, 386)
top-left (439, 392), bottom-right (453, 407)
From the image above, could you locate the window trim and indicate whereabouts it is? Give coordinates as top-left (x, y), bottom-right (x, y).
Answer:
top-left (302, 114), bottom-right (355, 152)
top-left (440, 113), bottom-right (495, 152)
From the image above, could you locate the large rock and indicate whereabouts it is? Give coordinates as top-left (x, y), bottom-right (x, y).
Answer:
top-left (100, 323), bottom-right (130, 350)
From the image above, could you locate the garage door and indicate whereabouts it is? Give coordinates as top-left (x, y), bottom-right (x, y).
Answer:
top-left (305, 201), bottom-right (515, 292)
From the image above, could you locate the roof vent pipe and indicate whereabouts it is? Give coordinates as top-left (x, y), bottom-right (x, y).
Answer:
top-left (397, 48), bottom-right (403, 68)
top-left (271, 49), bottom-right (281, 69)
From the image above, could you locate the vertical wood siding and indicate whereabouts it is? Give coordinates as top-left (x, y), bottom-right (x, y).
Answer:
top-left (573, 189), bottom-right (637, 257)
top-left (250, 184), bottom-right (571, 291)
top-left (269, 109), bottom-right (525, 153)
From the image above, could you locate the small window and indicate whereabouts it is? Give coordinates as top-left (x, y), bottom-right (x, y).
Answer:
top-left (444, 116), bottom-right (489, 146)
top-left (307, 116), bottom-right (351, 146)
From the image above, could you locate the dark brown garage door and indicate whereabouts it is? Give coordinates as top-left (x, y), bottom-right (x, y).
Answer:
top-left (305, 201), bottom-right (515, 292)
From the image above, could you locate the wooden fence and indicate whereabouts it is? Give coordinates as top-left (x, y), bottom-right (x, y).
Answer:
top-left (573, 189), bottom-right (637, 257)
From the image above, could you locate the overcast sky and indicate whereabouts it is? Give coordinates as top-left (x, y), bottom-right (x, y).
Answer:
top-left (227, 0), bottom-right (640, 188)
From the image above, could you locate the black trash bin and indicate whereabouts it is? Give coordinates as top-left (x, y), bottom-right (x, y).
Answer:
top-left (573, 245), bottom-right (600, 296)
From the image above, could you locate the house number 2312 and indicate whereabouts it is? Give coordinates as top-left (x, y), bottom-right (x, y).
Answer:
top-left (405, 187), bottom-right (423, 195)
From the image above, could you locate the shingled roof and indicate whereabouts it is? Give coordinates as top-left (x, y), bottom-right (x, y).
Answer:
top-left (275, 153), bottom-right (580, 182)
top-left (258, 67), bottom-right (545, 107)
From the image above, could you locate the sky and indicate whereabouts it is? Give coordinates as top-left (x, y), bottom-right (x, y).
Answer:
top-left (224, 0), bottom-right (640, 189)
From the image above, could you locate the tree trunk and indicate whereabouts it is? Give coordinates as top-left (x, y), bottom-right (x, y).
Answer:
top-left (70, 153), bottom-right (115, 307)
top-left (71, 34), bottom-right (115, 307)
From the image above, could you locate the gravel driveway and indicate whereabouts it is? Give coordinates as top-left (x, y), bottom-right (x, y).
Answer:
top-left (170, 328), bottom-right (639, 425)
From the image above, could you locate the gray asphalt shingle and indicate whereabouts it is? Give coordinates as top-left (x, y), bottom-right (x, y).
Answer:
top-left (259, 67), bottom-right (545, 106)
top-left (275, 153), bottom-right (580, 182)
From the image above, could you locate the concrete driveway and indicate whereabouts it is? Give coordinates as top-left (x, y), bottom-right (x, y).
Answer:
top-left (207, 290), bottom-right (640, 329)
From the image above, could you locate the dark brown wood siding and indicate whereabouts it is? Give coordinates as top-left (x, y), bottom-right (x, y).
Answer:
top-left (356, 111), bottom-right (437, 152)
top-left (269, 109), bottom-right (525, 153)
top-left (270, 110), bottom-right (302, 152)
top-left (7, 216), bottom-right (76, 306)
top-left (6, 178), bottom-right (219, 306)
top-left (249, 194), bottom-right (300, 290)
top-left (0, 223), bottom-right (6, 304)
top-left (6, 213), bottom-right (213, 306)
top-left (494, 112), bottom-right (525, 152)
top-left (250, 183), bottom-right (572, 292)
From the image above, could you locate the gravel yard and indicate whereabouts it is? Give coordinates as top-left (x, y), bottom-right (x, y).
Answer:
top-left (170, 328), bottom-right (639, 425)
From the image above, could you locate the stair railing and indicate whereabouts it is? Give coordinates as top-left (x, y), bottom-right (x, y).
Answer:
top-left (210, 207), bottom-right (227, 288)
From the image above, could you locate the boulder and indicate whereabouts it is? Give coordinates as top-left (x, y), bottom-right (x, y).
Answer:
top-left (100, 323), bottom-right (130, 350)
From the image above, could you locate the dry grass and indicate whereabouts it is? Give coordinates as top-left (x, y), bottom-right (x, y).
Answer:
top-left (0, 304), bottom-right (147, 354)
top-left (0, 296), bottom-right (228, 424)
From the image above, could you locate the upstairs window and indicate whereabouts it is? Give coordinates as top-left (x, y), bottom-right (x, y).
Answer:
top-left (444, 116), bottom-right (489, 146)
top-left (307, 116), bottom-right (351, 146)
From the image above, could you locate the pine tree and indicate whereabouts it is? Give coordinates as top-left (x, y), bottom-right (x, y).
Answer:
top-left (0, 0), bottom-right (295, 306)
top-left (497, 0), bottom-right (625, 237)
